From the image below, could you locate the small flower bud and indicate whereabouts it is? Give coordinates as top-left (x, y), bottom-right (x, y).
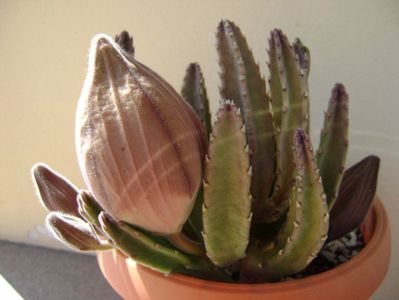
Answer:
top-left (46, 212), bottom-right (109, 251)
top-left (32, 163), bottom-right (80, 217)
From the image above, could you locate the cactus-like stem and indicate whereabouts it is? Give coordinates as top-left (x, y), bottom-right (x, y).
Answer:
top-left (269, 30), bottom-right (309, 131)
top-left (181, 63), bottom-right (211, 240)
top-left (217, 20), bottom-right (275, 220)
top-left (181, 63), bottom-right (212, 138)
top-left (77, 190), bottom-right (108, 241)
top-left (317, 83), bottom-right (349, 209)
top-left (202, 101), bottom-right (251, 267)
top-left (263, 29), bottom-right (309, 222)
top-left (47, 212), bottom-right (111, 251)
top-left (293, 38), bottom-right (310, 132)
top-left (99, 212), bottom-right (208, 274)
top-left (31, 25), bottom-right (369, 284)
top-left (240, 129), bottom-right (328, 282)
top-left (77, 190), bottom-right (103, 227)
top-left (292, 38), bottom-right (310, 78)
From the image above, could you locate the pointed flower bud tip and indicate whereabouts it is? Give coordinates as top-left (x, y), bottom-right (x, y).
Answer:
top-left (46, 212), bottom-right (104, 251)
top-left (31, 163), bottom-right (80, 216)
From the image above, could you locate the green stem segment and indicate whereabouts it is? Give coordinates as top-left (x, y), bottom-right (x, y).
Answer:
top-left (316, 83), bottom-right (349, 209)
top-left (217, 20), bottom-right (275, 222)
top-left (99, 212), bottom-right (206, 274)
top-left (202, 101), bottom-right (252, 267)
top-left (181, 63), bottom-right (211, 241)
top-left (181, 63), bottom-right (212, 138)
top-left (293, 38), bottom-right (310, 132)
top-left (262, 29), bottom-right (309, 222)
top-left (241, 129), bottom-right (329, 282)
top-left (77, 190), bottom-right (103, 227)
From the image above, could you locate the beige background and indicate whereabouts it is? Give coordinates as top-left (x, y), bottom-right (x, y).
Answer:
top-left (0, 0), bottom-right (398, 298)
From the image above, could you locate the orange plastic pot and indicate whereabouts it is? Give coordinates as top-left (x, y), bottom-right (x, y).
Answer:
top-left (97, 199), bottom-right (391, 300)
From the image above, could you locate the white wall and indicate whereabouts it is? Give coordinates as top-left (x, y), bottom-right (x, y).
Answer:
top-left (0, 0), bottom-right (398, 298)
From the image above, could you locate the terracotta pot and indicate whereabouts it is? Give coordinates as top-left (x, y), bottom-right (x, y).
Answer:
top-left (97, 199), bottom-right (391, 300)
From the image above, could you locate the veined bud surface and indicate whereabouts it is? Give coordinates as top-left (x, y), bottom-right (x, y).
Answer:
top-left (76, 34), bottom-right (205, 234)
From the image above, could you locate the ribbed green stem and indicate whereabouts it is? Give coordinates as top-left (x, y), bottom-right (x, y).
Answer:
top-left (217, 20), bottom-right (275, 222)
top-left (181, 63), bottom-right (212, 138)
top-left (99, 212), bottom-right (206, 274)
top-left (203, 101), bottom-right (251, 267)
top-left (240, 130), bottom-right (328, 282)
top-left (262, 29), bottom-right (309, 222)
top-left (317, 83), bottom-right (349, 209)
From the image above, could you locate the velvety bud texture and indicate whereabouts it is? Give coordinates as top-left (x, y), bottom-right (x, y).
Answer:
top-left (32, 163), bottom-right (80, 217)
top-left (31, 23), bottom-right (383, 283)
top-left (76, 35), bottom-right (205, 234)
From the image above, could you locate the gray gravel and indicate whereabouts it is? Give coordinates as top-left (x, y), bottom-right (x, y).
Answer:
top-left (0, 240), bottom-right (121, 300)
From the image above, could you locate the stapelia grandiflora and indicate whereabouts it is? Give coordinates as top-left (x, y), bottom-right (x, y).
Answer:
top-left (32, 23), bottom-right (381, 283)
top-left (75, 35), bottom-right (206, 235)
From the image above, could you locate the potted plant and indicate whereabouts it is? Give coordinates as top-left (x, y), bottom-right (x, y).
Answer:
top-left (32, 20), bottom-right (391, 299)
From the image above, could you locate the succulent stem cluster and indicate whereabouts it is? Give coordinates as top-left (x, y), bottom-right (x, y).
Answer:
top-left (32, 20), bottom-right (380, 283)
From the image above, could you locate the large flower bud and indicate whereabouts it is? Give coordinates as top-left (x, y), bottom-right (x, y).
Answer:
top-left (76, 34), bottom-right (205, 234)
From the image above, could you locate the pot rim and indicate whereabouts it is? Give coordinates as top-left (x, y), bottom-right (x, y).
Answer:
top-left (114, 198), bottom-right (388, 294)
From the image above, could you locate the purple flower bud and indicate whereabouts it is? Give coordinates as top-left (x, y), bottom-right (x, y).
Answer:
top-left (47, 212), bottom-right (109, 251)
top-left (32, 163), bottom-right (80, 216)
top-left (76, 34), bottom-right (205, 234)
